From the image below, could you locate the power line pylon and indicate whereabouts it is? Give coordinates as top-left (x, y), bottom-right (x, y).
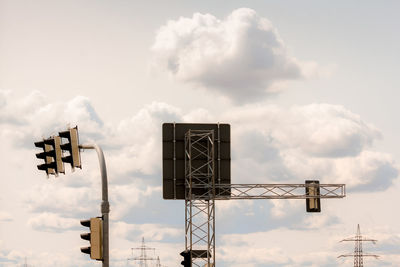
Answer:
top-left (127, 237), bottom-right (157, 267)
top-left (22, 257), bottom-right (33, 267)
top-left (156, 256), bottom-right (168, 267)
top-left (338, 224), bottom-right (379, 266)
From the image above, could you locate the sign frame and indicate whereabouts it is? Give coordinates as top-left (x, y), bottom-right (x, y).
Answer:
top-left (162, 123), bottom-right (231, 200)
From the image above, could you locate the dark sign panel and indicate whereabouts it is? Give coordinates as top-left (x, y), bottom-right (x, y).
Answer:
top-left (162, 123), bottom-right (231, 200)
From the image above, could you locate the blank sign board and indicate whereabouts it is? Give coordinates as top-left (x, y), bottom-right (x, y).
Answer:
top-left (162, 123), bottom-right (231, 200)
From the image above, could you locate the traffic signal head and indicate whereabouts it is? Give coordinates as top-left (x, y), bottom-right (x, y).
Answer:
top-left (59, 126), bottom-right (81, 170)
top-left (35, 140), bottom-right (55, 176)
top-left (180, 250), bottom-right (191, 267)
top-left (80, 217), bottom-right (103, 260)
top-left (305, 180), bottom-right (321, 212)
top-left (34, 136), bottom-right (64, 176)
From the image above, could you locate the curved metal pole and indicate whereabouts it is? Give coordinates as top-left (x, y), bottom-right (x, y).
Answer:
top-left (80, 144), bottom-right (110, 267)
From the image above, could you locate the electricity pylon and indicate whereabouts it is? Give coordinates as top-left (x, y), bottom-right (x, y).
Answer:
top-left (127, 237), bottom-right (167, 267)
top-left (338, 224), bottom-right (379, 266)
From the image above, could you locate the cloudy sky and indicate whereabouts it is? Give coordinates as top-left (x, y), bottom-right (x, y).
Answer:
top-left (1, 1), bottom-right (400, 266)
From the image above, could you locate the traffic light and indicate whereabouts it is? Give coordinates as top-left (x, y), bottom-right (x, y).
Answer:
top-left (180, 250), bottom-right (191, 267)
top-left (35, 139), bottom-right (55, 175)
top-left (80, 217), bottom-right (103, 260)
top-left (59, 126), bottom-right (81, 170)
top-left (34, 136), bottom-right (64, 176)
top-left (305, 180), bottom-right (321, 212)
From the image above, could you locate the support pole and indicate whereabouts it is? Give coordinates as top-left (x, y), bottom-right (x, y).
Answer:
top-left (185, 130), bottom-right (215, 267)
top-left (80, 144), bottom-right (110, 267)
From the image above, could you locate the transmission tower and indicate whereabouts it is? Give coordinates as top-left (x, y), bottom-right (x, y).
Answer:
top-left (156, 256), bottom-right (168, 267)
top-left (338, 224), bottom-right (379, 266)
top-left (127, 237), bottom-right (159, 267)
top-left (22, 257), bottom-right (33, 267)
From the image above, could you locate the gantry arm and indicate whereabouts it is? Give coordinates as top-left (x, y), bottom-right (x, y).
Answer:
top-left (202, 183), bottom-right (346, 200)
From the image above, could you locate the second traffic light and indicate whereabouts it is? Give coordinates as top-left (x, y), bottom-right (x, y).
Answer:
top-left (180, 250), bottom-right (191, 267)
top-left (305, 180), bottom-right (321, 212)
top-left (81, 217), bottom-right (103, 260)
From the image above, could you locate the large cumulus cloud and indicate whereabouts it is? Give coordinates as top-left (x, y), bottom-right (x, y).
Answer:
top-left (1, 91), bottom-right (397, 221)
top-left (151, 8), bottom-right (315, 103)
top-left (1, 90), bottom-right (399, 266)
top-left (226, 104), bottom-right (397, 191)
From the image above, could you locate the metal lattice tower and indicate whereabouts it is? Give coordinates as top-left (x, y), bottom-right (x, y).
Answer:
top-left (338, 224), bottom-right (379, 266)
top-left (21, 257), bottom-right (34, 267)
top-left (185, 130), bottom-right (216, 267)
top-left (155, 256), bottom-right (166, 267)
top-left (127, 237), bottom-right (164, 267)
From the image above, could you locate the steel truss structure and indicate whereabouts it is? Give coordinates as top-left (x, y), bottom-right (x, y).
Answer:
top-left (185, 130), bottom-right (216, 267)
top-left (213, 183), bottom-right (345, 200)
top-left (338, 224), bottom-right (379, 267)
top-left (184, 129), bottom-right (346, 267)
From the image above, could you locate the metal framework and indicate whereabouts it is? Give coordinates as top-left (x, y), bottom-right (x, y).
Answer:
top-left (338, 224), bottom-right (379, 267)
top-left (214, 183), bottom-right (345, 200)
top-left (184, 128), bottom-right (346, 267)
top-left (185, 130), bottom-right (216, 267)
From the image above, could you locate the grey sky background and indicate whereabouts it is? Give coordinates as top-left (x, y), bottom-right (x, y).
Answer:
top-left (1, 1), bottom-right (400, 266)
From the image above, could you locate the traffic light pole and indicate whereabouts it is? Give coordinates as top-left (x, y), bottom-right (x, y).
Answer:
top-left (80, 144), bottom-right (110, 267)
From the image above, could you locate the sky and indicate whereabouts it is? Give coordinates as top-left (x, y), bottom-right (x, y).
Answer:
top-left (1, 0), bottom-right (400, 266)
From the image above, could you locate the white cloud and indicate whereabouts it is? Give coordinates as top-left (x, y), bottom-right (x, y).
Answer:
top-left (151, 8), bottom-right (315, 103)
top-left (270, 199), bottom-right (302, 219)
top-left (112, 221), bottom-right (181, 242)
top-left (0, 248), bottom-right (96, 267)
top-left (25, 183), bottom-right (98, 217)
top-left (10, 91), bottom-right (393, 195)
top-left (219, 229), bottom-right (329, 266)
top-left (2, 91), bottom-right (397, 204)
top-left (302, 213), bottom-right (340, 229)
top-left (275, 104), bottom-right (381, 157)
top-left (111, 184), bottom-right (160, 220)
top-left (27, 212), bottom-right (79, 232)
top-left (0, 90), bottom-right (8, 108)
top-left (229, 103), bottom-right (381, 158)
top-left (183, 107), bottom-right (214, 122)
top-left (106, 102), bottom-right (182, 178)
top-left (226, 104), bottom-right (397, 191)
top-left (1, 90), bottom-right (399, 266)
top-left (218, 226), bottom-right (399, 267)
top-left (0, 90), bottom-right (105, 149)
top-left (0, 212), bottom-right (13, 222)
top-left (216, 199), bottom-right (254, 214)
